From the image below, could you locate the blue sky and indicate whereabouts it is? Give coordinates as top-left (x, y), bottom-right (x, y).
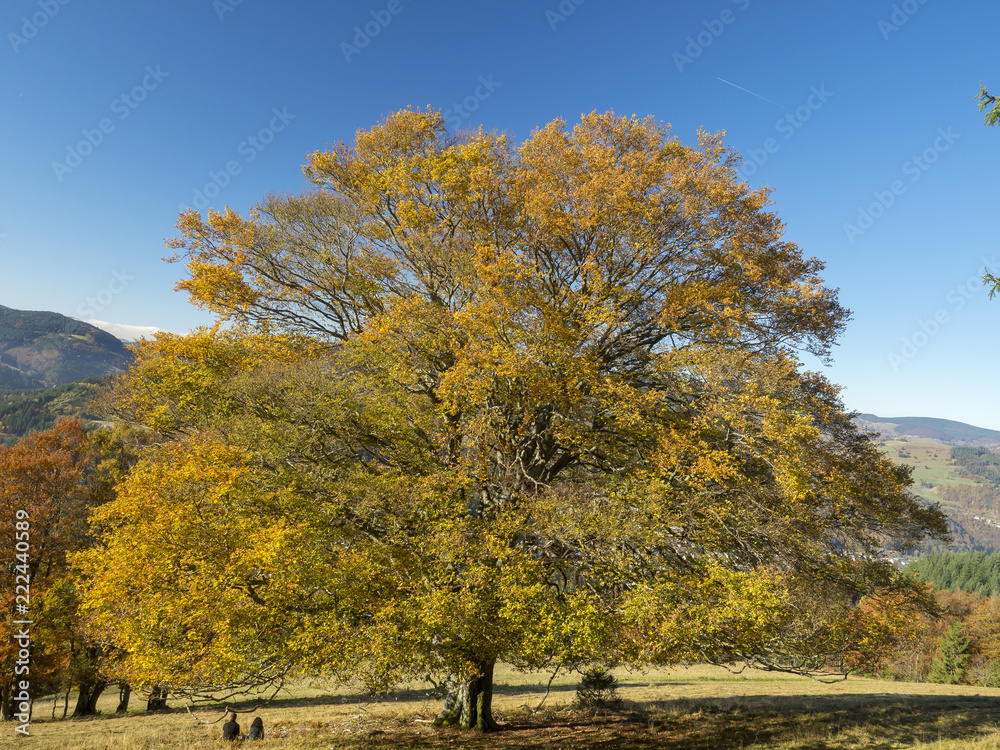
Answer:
top-left (2, 0), bottom-right (999, 427)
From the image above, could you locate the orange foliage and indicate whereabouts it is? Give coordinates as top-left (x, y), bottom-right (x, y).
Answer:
top-left (0, 418), bottom-right (92, 707)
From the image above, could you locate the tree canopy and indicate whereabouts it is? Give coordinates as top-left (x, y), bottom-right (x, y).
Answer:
top-left (78, 109), bottom-right (948, 731)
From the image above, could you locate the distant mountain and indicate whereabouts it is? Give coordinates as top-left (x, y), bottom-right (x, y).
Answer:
top-left (0, 306), bottom-right (132, 388)
top-left (855, 414), bottom-right (1000, 449)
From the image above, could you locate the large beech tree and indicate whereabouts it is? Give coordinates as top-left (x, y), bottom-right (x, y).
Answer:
top-left (78, 110), bottom-right (947, 731)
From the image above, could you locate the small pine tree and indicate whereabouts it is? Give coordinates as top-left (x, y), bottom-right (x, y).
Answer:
top-left (575, 667), bottom-right (622, 710)
top-left (929, 622), bottom-right (972, 684)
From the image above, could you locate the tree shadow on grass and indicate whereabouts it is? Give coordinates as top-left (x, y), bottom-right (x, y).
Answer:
top-left (314, 692), bottom-right (1000, 749)
top-left (618, 692), bottom-right (1000, 750)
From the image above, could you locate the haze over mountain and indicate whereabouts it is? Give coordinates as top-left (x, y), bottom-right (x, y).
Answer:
top-left (0, 305), bottom-right (133, 388)
top-left (84, 319), bottom-right (161, 342)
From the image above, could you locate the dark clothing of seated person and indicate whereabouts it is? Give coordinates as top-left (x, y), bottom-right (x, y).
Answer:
top-left (248, 716), bottom-right (264, 740)
top-left (222, 714), bottom-right (241, 740)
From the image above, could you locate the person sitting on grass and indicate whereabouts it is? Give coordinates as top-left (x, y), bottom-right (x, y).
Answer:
top-left (248, 716), bottom-right (264, 740)
top-left (222, 712), bottom-right (240, 741)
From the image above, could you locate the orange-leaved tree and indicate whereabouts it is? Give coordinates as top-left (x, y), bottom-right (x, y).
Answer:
top-left (78, 110), bottom-right (947, 731)
top-left (0, 418), bottom-right (93, 720)
top-left (0, 417), bottom-right (154, 721)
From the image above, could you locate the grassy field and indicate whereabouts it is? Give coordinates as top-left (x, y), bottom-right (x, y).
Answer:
top-left (879, 439), bottom-right (974, 503)
top-left (13, 665), bottom-right (1000, 749)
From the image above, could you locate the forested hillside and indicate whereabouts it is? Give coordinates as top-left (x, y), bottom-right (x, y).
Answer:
top-left (0, 306), bottom-right (132, 386)
top-left (907, 551), bottom-right (1000, 597)
top-left (0, 380), bottom-right (104, 446)
top-left (951, 447), bottom-right (1000, 486)
top-left (0, 306), bottom-right (132, 445)
top-left (923, 512), bottom-right (1000, 555)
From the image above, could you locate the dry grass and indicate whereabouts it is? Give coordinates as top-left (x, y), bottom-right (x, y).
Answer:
top-left (11, 665), bottom-right (1000, 748)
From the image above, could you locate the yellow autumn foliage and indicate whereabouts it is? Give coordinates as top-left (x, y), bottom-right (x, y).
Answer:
top-left (77, 110), bottom-right (947, 725)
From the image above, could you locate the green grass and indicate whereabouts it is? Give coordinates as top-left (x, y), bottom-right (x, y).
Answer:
top-left (880, 439), bottom-right (976, 502)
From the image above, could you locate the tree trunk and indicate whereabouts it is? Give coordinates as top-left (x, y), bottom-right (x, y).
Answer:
top-left (73, 680), bottom-right (107, 716)
top-left (0, 683), bottom-right (12, 722)
top-left (116, 683), bottom-right (131, 713)
top-left (433, 660), bottom-right (498, 732)
top-left (146, 685), bottom-right (168, 711)
top-left (72, 688), bottom-right (88, 717)
top-left (87, 684), bottom-right (106, 714)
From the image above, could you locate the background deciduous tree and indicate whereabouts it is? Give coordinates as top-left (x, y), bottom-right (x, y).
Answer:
top-left (0, 418), bottom-right (91, 720)
top-left (80, 109), bottom-right (948, 731)
top-left (0, 417), bottom-right (155, 721)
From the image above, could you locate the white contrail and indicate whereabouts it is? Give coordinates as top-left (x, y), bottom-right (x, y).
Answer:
top-left (716, 77), bottom-right (787, 110)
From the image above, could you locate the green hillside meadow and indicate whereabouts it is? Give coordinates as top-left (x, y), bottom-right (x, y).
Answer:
top-left (879, 440), bottom-right (975, 503)
top-left (877, 439), bottom-right (1000, 552)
